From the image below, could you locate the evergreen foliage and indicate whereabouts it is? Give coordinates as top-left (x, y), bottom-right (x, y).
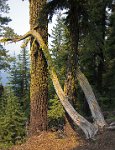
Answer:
top-left (0, 0), bottom-right (13, 71)
top-left (48, 95), bottom-right (64, 129)
top-left (48, 14), bottom-right (69, 129)
top-left (48, 0), bottom-right (115, 118)
top-left (0, 88), bottom-right (26, 148)
top-left (8, 45), bottom-right (30, 116)
top-left (50, 13), bottom-right (68, 86)
top-left (0, 0), bottom-right (115, 145)
top-left (103, 2), bottom-right (115, 108)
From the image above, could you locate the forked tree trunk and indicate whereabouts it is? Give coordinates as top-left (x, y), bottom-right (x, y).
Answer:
top-left (26, 30), bottom-right (98, 139)
top-left (29, 0), bottom-right (48, 136)
top-left (77, 69), bottom-right (106, 128)
top-left (7, 30), bottom-right (100, 138)
top-left (51, 70), bottom-right (98, 139)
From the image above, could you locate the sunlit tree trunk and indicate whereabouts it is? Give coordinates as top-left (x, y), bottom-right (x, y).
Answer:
top-left (7, 29), bottom-right (107, 138)
top-left (29, 0), bottom-right (48, 136)
top-left (27, 30), bottom-right (98, 139)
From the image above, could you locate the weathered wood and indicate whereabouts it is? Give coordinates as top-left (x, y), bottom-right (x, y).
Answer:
top-left (30, 31), bottom-right (98, 138)
top-left (106, 126), bottom-right (115, 130)
top-left (110, 122), bottom-right (115, 126)
top-left (0, 30), bottom-right (99, 138)
top-left (77, 69), bottom-right (107, 128)
top-left (51, 70), bottom-right (98, 139)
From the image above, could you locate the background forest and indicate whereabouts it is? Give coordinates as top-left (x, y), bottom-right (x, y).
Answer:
top-left (0, 0), bottom-right (115, 149)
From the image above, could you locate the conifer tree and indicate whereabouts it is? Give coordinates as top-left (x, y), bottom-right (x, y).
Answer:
top-left (8, 46), bottom-right (30, 115)
top-left (8, 56), bottom-right (18, 95)
top-left (0, 88), bottom-right (26, 148)
top-left (0, 0), bottom-right (12, 71)
top-left (47, 0), bottom-right (106, 133)
top-left (103, 1), bottom-right (115, 107)
top-left (50, 13), bottom-right (68, 86)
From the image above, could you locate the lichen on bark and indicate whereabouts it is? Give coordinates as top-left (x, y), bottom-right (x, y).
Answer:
top-left (29, 0), bottom-right (48, 136)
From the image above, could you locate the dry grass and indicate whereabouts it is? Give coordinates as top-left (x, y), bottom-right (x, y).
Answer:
top-left (11, 132), bottom-right (80, 150)
top-left (11, 130), bottom-right (115, 150)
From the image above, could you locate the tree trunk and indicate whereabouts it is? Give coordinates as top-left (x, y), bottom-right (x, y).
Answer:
top-left (25, 30), bottom-right (98, 139)
top-left (67, 1), bottom-right (79, 105)
top-left (64, 80), bottom-right (77, 137)
top-left (64, 1), bottom-right (80, 136)
top-left (77, 69), bottom-right (106, 128)
top-left (51, 70), bottom-right (98, 139)
top-left (29, 0), bottom-right (48, 136)
top-left (10, 30), bottom-right (100, 139)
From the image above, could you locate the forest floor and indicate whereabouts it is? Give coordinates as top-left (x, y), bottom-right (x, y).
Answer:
top-left (11, 129), bottom-right (115, 150)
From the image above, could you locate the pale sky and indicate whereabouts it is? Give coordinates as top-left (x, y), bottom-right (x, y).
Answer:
top-left (5, 0), bottom-right (55, 54)
top-left (4, 0), bottom-right (29, 54)
top-left (1, 0), bottom-right (56, 85)
top-left (7, 0), bottom-right (29, 35)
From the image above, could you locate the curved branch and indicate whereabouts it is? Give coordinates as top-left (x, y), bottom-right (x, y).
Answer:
top-left (51, 69), bottom-right (98, 139)
top-left (0, 31), bottom-right (31, 43)
top-left (0, 30), bottom-right (98, 138)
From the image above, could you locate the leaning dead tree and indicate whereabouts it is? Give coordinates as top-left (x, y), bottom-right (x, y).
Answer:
top-left (77, 69), bottom-right (106, 128)
top-left (0, 30), bottom-right (107, 139)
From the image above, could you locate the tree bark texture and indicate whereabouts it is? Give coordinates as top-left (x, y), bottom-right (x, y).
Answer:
top-left (6, 30), bottom-right (108, 138)
top-left (67, 1), bottom-right (79, 105)
top-left (63, 1), bottom-right (80, 136)
top-left (29, 0), bottom-right (48, 136)
top-left (26, 30), bottom-right (98, 139)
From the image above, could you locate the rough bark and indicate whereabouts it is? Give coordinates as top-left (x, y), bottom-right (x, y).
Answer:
top-left (5, 28), bottom-right (106, 129)
top-left (27, 30), bottom-right (98, 139)
top-left (77, 69), bottom-right (106, 128)
top-left (3, 30), bottom-right (100, 138)
top-left (29, 0), bottom-right (48, 136)
top-left (63, 1), bottom-right (79, 136)
top-left (1, 30), bottom-right (106, 130)
top-left (67, 0), bottom-right (79, 106)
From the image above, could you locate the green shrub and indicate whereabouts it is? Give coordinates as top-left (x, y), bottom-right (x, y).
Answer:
top-left (48, 95), bottom-right (65, 130)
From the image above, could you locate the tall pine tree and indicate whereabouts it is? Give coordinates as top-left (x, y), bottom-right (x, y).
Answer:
top-left (0, 88), bottom-right (26, 148)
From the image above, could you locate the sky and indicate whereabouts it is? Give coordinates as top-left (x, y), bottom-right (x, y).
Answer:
top-left (1, 0), bottom-right (56, 85)
top-left (4, 0), bottom-right (56, 54)
top-left (5, 0), bottom-right (30, 55)
top-left (1, 0), bottom-right (30, 85)
top-left (7, 0), bottom-right (29, 35)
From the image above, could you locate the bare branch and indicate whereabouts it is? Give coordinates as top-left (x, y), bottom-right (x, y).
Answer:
top-left (106, 126), bottom-right (115, 130)
top-left (0, 29), bottom-right (99, 138)
top-left (1, 32), bottom-right (34, 45)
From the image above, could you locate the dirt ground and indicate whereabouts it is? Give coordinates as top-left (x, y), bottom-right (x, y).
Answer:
top-left (75, 130), bottom-right (115, 150)
top-left (11, 130), bottom-right (115, 150)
